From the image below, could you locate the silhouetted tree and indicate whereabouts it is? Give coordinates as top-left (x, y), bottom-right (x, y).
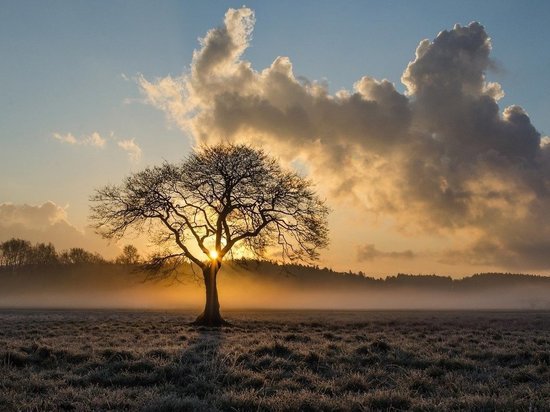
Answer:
top-left (30, 242), bottom-right (59, 266)
top-left (0, 238), bottom-right (32, 269)
top-left (90, 143), bottom-right (329, 326)
top-left (59, 248), bottom-right (104, 265)
top-left (116, 244), bottom-right (141, 265)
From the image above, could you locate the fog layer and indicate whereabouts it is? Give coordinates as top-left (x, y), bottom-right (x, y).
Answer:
top-left (1, 263), bottom-right (549, 310)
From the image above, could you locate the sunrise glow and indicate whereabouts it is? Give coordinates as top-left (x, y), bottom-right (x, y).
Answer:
top-left (2, 4), bottom-right (550, 409)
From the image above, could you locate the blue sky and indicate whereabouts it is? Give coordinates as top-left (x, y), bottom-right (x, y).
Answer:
top-left (2, 1), bottom-right (550, 273)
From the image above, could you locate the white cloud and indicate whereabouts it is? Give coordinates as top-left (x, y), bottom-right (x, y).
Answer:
top-left (53, 131), bottom-right (106, 148)
top-left (87, 132), bottom-right (106, 148)
top-left (117, 139), bottom-right (142, 162)
top-left (137, 9), bottom-right (550, 269)
top-left (53, 132), bottom-right (78, 145)
top-left (52, 131), bottom-right (142, 161)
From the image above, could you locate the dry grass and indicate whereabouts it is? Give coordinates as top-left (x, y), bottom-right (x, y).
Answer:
top-left (1, 310), bottom-right (549, 411)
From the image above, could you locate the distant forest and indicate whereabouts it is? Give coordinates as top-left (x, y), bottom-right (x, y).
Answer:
top-left (1, 237), bottom-right (549, 289)
top-left (2, 238), bottom-right (550, 310)
top-left (0, 238), bottom-right (140, 269)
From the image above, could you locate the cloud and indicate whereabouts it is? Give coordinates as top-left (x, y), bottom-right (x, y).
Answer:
top-left (357, 244), bottom-right (415, 262)
top-left (0, 202), bottom-right (68, 229)
top-left (117, 139), bottom-right (142, 162)
top-left (0, 202), bottom-right (116, 257)
top-left (53, 131), bottom-right (142, 162)
top-left (138, 9), bottom-right (550, 270)
top-left (53, 132), bottom-right (78, 145)
top-left (53, 132), bottom-right (106, 148)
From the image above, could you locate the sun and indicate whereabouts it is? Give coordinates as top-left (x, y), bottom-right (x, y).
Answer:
top-left (209, 249), bottom-right (219, 260)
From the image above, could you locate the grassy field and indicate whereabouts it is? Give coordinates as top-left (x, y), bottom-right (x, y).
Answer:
top-left (1, 310), bottom-right (549, 411)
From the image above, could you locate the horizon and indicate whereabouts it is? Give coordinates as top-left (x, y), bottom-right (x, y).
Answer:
top-left (3, 235), bottom-right (550, 280)
top-left (3, 256), bottom-right (550, 311)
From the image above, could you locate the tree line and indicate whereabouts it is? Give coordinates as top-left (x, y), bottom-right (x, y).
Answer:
top-left (0, 238), bottom-right (140, 270)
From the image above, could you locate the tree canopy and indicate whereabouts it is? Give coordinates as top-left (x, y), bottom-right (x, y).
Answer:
top-left (91, 144), bottom-right (329, 271)
top-left (90, 143), bottom-right (329, 325)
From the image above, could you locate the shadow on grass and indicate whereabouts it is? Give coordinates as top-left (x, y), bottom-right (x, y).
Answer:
top-left (144, 327), bottom-right (227, 411)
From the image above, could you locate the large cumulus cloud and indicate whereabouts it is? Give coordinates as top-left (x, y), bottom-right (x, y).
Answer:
top-left (138, 8), bottom-right (550, 270)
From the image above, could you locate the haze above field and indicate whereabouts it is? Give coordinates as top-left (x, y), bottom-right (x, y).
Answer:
top-left (2, 2), bottom-right (550, 276)
top-left (1, 262), bottom-right (549, 310)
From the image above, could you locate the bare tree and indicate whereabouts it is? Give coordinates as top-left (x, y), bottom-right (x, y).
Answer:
top-left (59, 248), bottom-right (105, 265)
top-left (90, 143), bottom-right (329, 326)
top-left (30, 243), bottom-right (58, 266)
top-left (0, 239), bottom-right (59, 270)
top-left (0, 238), bottom-right (32, 269)
top-left (115, 244), bottom-right (141, 265)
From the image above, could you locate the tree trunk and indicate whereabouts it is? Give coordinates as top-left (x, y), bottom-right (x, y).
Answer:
top-left (192, 262), bottom-right (228, 326)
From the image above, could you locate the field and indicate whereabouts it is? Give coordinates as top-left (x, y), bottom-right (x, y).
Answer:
top-left (1, 310), bottom-right (549, 411)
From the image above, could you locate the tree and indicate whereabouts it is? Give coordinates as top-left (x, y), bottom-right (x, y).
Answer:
top-left (0, 239), bottom-right (60, 270)
top-left (59, 248), bottom-right (105, 265)
top-left (90, 143), bottom-right (329, 326)
top-left (30, 242), bottom-right (59, 266)
top-left (0, 238), bottom-right (32, 269)
top-left (116, 244), bottom-right (141, 265)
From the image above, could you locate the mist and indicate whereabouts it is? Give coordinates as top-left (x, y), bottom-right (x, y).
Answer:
top-left (1, 262), bottom-right (549, 311)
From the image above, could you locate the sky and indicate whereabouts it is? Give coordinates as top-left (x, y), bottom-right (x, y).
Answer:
top-left (2, 1), bottom-right (550, 276)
